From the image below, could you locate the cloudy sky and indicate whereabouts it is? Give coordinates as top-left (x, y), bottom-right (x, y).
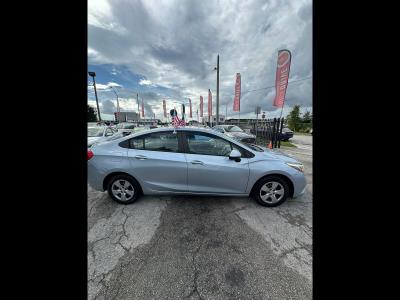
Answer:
top-left (88, 0), bottom-right (312, 120)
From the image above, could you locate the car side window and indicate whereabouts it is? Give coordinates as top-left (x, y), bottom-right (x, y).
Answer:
top-left (144, 132), bottom-right (179, 152)
top-left (130, 137), bottom-right (145, 149)
top-left (186, 133), bottom-right (232, 157)
top-left (130, 132), bottom-right (179, 152)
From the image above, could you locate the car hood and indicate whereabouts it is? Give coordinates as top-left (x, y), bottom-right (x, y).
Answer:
top-left (226, 132), bottom-right (255, 139)
top-left (256, 146), bottom-right (300, 163)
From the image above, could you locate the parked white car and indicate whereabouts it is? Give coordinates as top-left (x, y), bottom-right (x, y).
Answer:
top-left (88, 126), bottom-right (117, 147)
top-left (115, 122), bottom-right (136, 136)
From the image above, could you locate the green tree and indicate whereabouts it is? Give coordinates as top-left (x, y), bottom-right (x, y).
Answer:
top-left (301, 111), bottom-right (312, 132)
top-left (287, 105), bottom-right (302, 131)
top-left (88, 104), bottom-right (98, 122)
top-left (302, 111), bottom-right (312, 123)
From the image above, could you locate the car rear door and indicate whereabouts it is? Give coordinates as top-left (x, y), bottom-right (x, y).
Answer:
top-left (126, 131), bottom-right (188, 193)
top-left (183, 131), bottom-right (250, 194)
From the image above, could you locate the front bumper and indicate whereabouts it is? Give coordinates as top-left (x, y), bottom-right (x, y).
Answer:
top-left (293, 185), bottom-right (306, 198)
top-left (292, 172), bottom-right (307, 198)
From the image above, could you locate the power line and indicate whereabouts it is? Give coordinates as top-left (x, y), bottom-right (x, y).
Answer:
top-left (242, 76), bottom-right (312, 94)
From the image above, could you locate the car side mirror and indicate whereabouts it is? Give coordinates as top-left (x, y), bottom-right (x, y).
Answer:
top-left (229, 149), bottom-right (241, 162)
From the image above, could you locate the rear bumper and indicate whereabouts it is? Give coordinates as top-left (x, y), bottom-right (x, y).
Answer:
top-left (87, 162), bottom-right (105, 191)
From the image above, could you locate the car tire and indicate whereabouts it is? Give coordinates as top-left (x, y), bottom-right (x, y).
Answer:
top-left (253, 176), bottom-right (290, 207)
top-left (107, 174), bottom-right (140, 204)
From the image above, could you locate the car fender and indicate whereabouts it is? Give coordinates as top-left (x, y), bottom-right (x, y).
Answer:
top-left (245, 160), bottom-right (298, 194)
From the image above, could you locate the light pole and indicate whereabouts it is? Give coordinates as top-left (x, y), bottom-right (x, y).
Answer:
top-left (225, 102), bottom-right (227, 123)
top-left (136, 93), bottom-right (140, 121)
top-left (214, 54), bottom-right (220, 125)
top-left (109, 86), bottom-right (120, 122)
top-left (88, 71), bottom-right (101, 122)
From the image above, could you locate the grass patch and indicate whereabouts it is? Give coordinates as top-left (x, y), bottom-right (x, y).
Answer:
top-left (255, 137), bottom-right (297, 148)
top-left (280, 141), bottom-right (297, 147)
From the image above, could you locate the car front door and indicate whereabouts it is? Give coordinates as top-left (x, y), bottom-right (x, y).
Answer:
top-left (126, 131), bottom-right (188, 193)
top-left (183, 131), bottom-right (250, 194)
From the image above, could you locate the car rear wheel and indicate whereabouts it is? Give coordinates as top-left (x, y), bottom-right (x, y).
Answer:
top-left (107, 174), bottom-right (140, 204)
top-left (253, 176), bottom-right (289, 207)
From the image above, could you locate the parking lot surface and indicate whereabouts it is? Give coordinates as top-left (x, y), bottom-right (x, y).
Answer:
top-left (88, 142), bottom-right (312, 299)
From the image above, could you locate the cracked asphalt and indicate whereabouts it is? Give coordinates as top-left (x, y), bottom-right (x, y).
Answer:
top-left (88, 138), bottom-right (312, 299)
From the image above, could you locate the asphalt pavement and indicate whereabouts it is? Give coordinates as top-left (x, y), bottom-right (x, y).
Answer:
top-left (88, 139), bottom-right (312, 299)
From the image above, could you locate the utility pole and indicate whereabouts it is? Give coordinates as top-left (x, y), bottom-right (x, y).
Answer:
top-left (255, 106), bottom-right (261, 143)
top-left (88, 72), bottom-right (101, 122)
top-left (216, 54), bottom-right (220, 125)
top-left (225, 102), bottom-right (227, 123)
top-left (137, 93), bottom-right (140, 121)
top-left (110, 87), bottom-right (120, 122)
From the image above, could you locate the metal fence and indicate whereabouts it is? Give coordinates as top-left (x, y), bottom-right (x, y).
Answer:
top-left (250, 117), bottom-right (285, 148)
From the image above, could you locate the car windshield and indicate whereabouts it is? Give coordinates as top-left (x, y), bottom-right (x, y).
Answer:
top-left (88, 127), bottom-right (104, 137)
top-left (123, 124), bottom-right (135, 129)
top-left (227, 126), bottom-right (243, 132)
top-left (117, 123), bottom-right (135, 129)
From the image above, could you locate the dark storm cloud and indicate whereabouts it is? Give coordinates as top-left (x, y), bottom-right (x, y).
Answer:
top-left (89, 0), bottom-right (312, 117)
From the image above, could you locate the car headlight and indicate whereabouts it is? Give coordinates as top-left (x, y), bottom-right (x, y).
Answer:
top-left (286, 162), bottom-right (304, 173)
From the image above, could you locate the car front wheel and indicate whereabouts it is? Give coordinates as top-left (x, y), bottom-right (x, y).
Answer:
top-left (107, 174), bottom-right (140, 204)
top-left (253, 176), bottom-right (289, 207)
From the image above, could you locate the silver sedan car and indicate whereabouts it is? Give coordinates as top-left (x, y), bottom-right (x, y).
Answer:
top-left (87, 127), bottom-right (306, 207)
top-left (88, 126), bottom-right (117, 147)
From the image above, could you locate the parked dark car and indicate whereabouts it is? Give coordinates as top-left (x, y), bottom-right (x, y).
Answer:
top-left (212, 125), bottom-right (256, 144)
top-left (253, 126), bottom-right (293, 142)
top-left (279, 127), bottom-right (294, 141)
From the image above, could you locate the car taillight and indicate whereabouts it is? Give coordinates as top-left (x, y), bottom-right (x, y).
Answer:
top-left (87, 149), bottom-right (94, 160)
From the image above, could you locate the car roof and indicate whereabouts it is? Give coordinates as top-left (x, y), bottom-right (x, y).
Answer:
top-left (114, 126), bottom-right (255, 152)
top-left (133, 126), bottom-right (213, 134)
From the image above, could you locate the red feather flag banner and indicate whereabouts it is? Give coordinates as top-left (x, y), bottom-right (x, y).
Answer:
top-left (208, 89), bottom-right (212, 117)
top-left (163, 99), bottom-right (167, 117)
top-left (233, 73), bottom-right (241, 111)
top-left (141, 99), bottom-right (145, 117)
top-left (189, 99), bottom-right (192, 118)
top-left (200, 96), bottom-right (203, 117)
top-left (273, 49), bottom-right (291, 108)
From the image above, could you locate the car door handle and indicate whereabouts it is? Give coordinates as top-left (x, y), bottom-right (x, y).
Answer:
top-left (134, 155), bottom-right (147, 160)
top-left (191, 160), bottom-right (204, 165)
